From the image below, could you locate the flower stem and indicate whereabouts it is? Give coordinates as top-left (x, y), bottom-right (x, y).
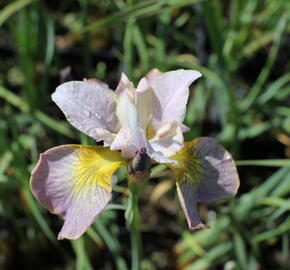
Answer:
top-left (125, 178), bottom-right (142, 270)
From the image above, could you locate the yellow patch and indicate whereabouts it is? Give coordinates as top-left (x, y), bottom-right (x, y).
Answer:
top-left (146, 124), bottom-right (156, 140)
top-left (167, 139), bottom-right (203, 186)
top-left (69, 145), bottom-right (128, 192)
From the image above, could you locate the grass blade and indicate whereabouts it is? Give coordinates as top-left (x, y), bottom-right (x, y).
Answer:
top-left (0, 0), bottom-right (34, 26)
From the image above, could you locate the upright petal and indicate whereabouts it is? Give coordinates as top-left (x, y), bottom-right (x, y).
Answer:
top-left (150, 123), bottom-right (184, 157)
top-left (151, 70), bottom-right (201, 129)
top-left (115, 73), bottom-right (135, 102)
top-left (110, 126), bottom-right (178, 166)
top-left (116, 91), bottom-right (138, 131)
top-left (110, 124), bottom-right (131, 156)
top-left (126, 128), bottom-right (153, 158)
top-left (146, 69), bottom-right (163, 85)
top-left (30, 145), bottom-right (127, 240)
top-left (167, 137), bottom-right (239, 229)
top-left (51, 81), bottom-right (118, 141)
top-left (136, 87), bottom-right (154, 131)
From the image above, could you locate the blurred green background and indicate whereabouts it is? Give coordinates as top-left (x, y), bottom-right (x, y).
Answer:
top-left (1, 0), bottom-right (290, 269)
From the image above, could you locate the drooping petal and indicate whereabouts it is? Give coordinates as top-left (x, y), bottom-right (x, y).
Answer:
top-left (151, 69), bottom-right (202, 129)
top-left (30, 145), bottom-right (127, 240)
top-left (168, 137), bottom-right (239, 229)
top-left (51, 81), bottom-right (118, 141)
top-left (176, 181), bottom-right (208, 229)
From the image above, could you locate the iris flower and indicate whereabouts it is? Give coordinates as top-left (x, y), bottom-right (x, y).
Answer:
top-left (30, 69), bottom-right (240, 240)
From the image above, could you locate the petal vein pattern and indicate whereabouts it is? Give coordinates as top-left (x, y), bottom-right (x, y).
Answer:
top-left (30, 145), bottom-right (127, 240)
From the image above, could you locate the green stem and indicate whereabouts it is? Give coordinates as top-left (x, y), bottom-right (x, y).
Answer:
top-left (125, 178), bottom-right (142, 270)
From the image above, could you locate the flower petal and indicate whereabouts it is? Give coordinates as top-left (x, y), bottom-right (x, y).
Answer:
top-left (116, 90), bottom-right (138, 131)
top-left (150, 123), bottom-right (184, 157)
top-left (52, 81), bottom-right (118, 141)
top-left (146, 69), bottom-right (163, 85)
top-left (30, 145), bottom-right (127, 240)
top-left (151, 69), bottom-right (201, 128)
top-left (93, 128), bottom-right (116, 146)
top-left (168, 137), bottom-right (239, 229)
top-left (176, 181), bottom-right (208, 229)
top-left (147, 147), bottom-right (178, 167)
top-left (110, 124), bottom-right (131, 155)
top-left (126, 128), bottom-right (152, 157)
top-left (110, 126), bottom-right (178, 166)
top-left (136, 87), bottom-right (154, 131)
top-left (181, 124), bottom-right (190, 133)
top-left (115, 73), bottom-right (135, 102)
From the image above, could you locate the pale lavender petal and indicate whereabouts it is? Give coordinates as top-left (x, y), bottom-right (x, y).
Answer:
top-left (136, 77), bottom-right (150, 92)
top-left (110, 125), bottom-right (178, 165)
top-left (170, 137), bottom-right (239, 229)
top-left (150, 124), bottom-right (184, 157)
top-left (92, 128), bottom-right (116, 146)
top-left (146, 69), bottom-right (163, 85)
top-left (122, 127), bottom-right (178, 166)
top-left (110, 124), bottom-right (131, 155)
top-left (115, 73), bottom-right (135, 102)
top-left (176, 182), bottom-right (208, 229)
top-left (52, 81), bottom-right (119, 141)
top-left (181, 124), bottom-right (190, 133)
top-left (136, 87), bottom-right (154, 130)
top-left (151, 69), bottom-right (201, 129)
top-left (147, 147), bottom-right (178, 167)
top-left (110, 126), bottom-right (146, 158)
top-left (194, 137), bottom-right (240, 202)
top-left (30, 145), bottom-right (125, 239)
top-left (118, 127), bottom-right (148, 158)
top-left (116, 90), bottom-right (138, 130)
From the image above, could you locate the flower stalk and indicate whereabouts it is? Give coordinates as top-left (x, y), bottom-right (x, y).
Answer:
top-left (125, 175), bottom-right (142, 270)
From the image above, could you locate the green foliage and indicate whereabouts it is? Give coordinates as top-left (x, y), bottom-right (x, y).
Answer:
top-left (0, 0), bottom-right (289, 269)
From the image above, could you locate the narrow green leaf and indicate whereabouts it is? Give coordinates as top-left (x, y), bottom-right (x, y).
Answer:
top-left (0, 0), bottom-right (34, 26)
top-left (80, 0), bottom-right (202, 33)
top-left (258, 197), bottom-right (290, 211)
top-left (258, 74), bottom-right (290, 104)
top-left (254, 217), bottom-right (290, 243)
top-left (236, 159), bottom-right (290, 167)
top-left (0, 86), bottom-right (75, 138)
top-left (233, 233), bottom-right (248, 270)
top-left (241, 12), bottom-right (289, 110)
top-left (71, 238), bottom-right (93, 270)
top-left (23, 188), bottom-right (57, 245)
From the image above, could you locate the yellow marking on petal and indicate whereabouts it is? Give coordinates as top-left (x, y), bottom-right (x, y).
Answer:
top-left (146, 124), bottom-right (156, 140)
top-left (69, 145), bottom-right (128, 193)
top-left (167, 139), bottom-right (203, 186)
